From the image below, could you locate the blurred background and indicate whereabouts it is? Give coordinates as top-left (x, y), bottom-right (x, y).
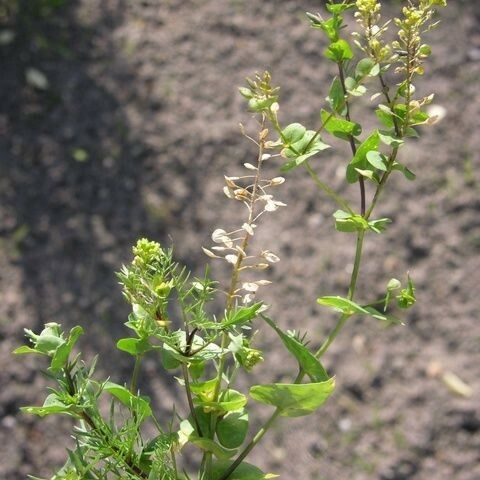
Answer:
top-left (0, 1), bottom-right (479, 479)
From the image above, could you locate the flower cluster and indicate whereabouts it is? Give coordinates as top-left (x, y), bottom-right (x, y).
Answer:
top-left (203, 125), bottom-right (285, 306)
top-left (393, 0), bottom-right (446, 78)
top-left (353, 0), bottom-right (392, 63)
top-left (117, 239), bottom-right (176, 331)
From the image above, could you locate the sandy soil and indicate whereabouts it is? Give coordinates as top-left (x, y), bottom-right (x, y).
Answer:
top-left (1, 1), bottom-right (479, 479)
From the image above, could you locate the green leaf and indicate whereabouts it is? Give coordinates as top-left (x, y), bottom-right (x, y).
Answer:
top-left (50, 326), bottom-right (84, 372)
top-left (355, 58), bottom-right (380, 79)
top-left (117, 337), bottom-right (152, 356)
top-left (366, 151), bottom-right (387, 171)
top-left (355, 168), bottom-right (377, 181)
top-left (262, 316), bottom-right (329, 382)
top-left (368, 217), bottom-right (391, 233)
top-left (333, 210), bottom-right (369, 233)
top-left (190, 406), bottom-right (212, 437)
top-left (392, 162), bottom-right (416, 180)
top-left (317, 296), bottom-right (402, 325)
top-left (250, 379), bottom-right (335, 417)
top-left (324, 39), bottom-right (353, 62)
top-left (162, 347), bottom-right (181, 370)
top-left (345, 76), bottom-right (367, 97)
top-left (103, 382), bottom-right (152, 419)
top-left (317, 296), bottom-right (368, 316)
top-left (198, 389), bottom-right (247, 413)
top-left (281, 123), bottom-right (307, 145)
top-left (188, 359), bottom-right (205, 380)
top-left (397, 275), bottom-right (416, 309)
top-left (216, 411), bottom-right (249, 449)
top-left (307, 13), bottom-right (343, 42)
top-left (347, 130), bottom-right (379, 183)
top-left (21, 394), bottom-right (78, 418)
top-left (281, 130), bottom-right (330, 172)
top-left (325, 3), bottom-right (355, 14)
top-left (13, 345), bottom-right (43, 355)
top-left (190, 378), bottom-right (217, 397)
top-left (211, 460), bottom-right (277, 480)
top-left (161, 332), bottom-right (224, 368)
top-left (378, 130), bottom-right (404, 148)
top-left (376, 107), bottom-right (395, 128)
top-left (321, 109), bottom-right (361, 140)
top-left (327, 77), bottom-right (346, 115)
top-left (223, 303), bottom-right (263, 329)
top-left (363, 307), bottom-right (403, 325)
top-left (190, 436), bottom-right (237, 459)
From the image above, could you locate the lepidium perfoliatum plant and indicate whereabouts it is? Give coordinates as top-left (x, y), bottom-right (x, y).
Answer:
top-left (15, 1), bottom-right (446, 479)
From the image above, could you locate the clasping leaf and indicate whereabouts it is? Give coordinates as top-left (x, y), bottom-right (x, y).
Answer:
top-left (250, 379), bottom-right (335, 417)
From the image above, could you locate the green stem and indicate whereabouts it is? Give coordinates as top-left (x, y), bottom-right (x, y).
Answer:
top-left (316, 228), bottom-right (365, 358)
top-left (130, 355), bottom-right (143, 394)
top-left (217, 369), bottom-right (304, 480)
top-left (182, 363), bottom-right (203, 437)
top-left (336, 61), bottom-right (365, 216)
top-left (219, 229), bottom-right (366, 480)
top-left (365, 148), bottom-right (399, 220)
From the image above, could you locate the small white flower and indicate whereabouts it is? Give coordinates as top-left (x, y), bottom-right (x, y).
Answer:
top-left (244, 163), bottom-right (257, 170)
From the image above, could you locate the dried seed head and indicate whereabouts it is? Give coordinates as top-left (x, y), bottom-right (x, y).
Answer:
top-left (225, 254), bottom-right (239, 265)
top-left (242, 282), bottom-right (259, 293)
top-left (212, 229), bottom-right (227, 242)
top-left (202, 247), bottom-right (220, 259)
top-left (223, 186), bottom-right (234, 199)
top-left (262, 250), bottom-right (280, 263)
top-left (242, 223), bottom-right (255, 236)
top-left (270, 176), bottom-right (285, 186)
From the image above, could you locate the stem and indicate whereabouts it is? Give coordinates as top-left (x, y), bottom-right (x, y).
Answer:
top-left (219, 229), bottom-right (366, 480)
top-left (365, 148), bottom-right (399, 220)
top-left (182, 363), bottom-right (203, 437)
top-left (203, 117), bottom-right (267, 478)
top-left (218, 368), bottom-right (304, 480)
top-left (316, 229), bottom-right (365, 358)
top-left (218, 410), bottom-right (281, 480)
top-left (130, 355), bottom-right (142, 394)
top-left (337, 62), bottom-right (365, 216)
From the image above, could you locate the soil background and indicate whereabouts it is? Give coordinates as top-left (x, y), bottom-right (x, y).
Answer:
top-left (1, 1), bottom-right (479, 479)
